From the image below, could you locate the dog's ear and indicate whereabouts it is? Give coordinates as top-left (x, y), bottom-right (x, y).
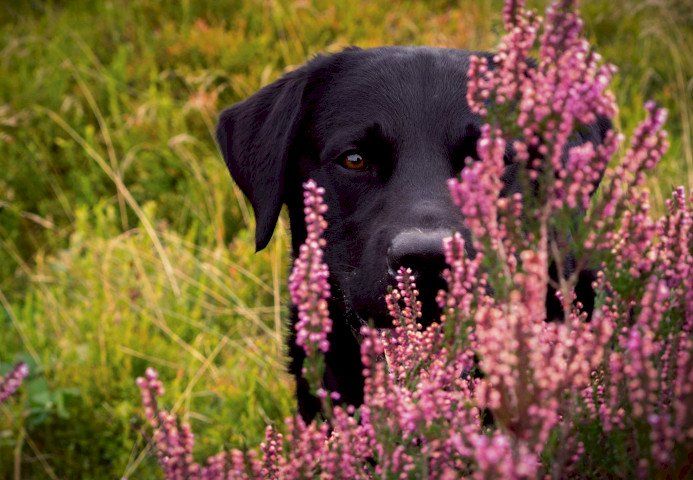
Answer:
top-left (216, 67), bottom-right (310, 251)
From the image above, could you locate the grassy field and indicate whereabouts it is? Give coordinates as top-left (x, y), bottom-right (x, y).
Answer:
top-left (0, 0), bottom-right (691, 477)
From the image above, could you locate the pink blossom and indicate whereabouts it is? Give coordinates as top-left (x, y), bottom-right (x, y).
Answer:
top-left (0, 362), bottom-right (29, 404)
top-left (288, 179), bottom-right (332, 357)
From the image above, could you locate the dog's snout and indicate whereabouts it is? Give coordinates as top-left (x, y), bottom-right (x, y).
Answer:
top-left (387, 229), bottom-right (450, 278)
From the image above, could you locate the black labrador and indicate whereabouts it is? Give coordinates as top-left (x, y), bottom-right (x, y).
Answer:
top-left (216, 46), bottom-right (608, 422)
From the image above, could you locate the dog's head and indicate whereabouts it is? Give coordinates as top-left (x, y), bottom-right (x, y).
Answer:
top-left (216, 46), bottom-right (609, 327)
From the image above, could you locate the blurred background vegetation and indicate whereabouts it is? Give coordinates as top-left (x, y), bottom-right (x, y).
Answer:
top-left (0, 0), bottom-right (690, 477)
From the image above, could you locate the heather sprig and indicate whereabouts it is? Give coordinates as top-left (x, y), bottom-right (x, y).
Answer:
top-left (579, 187), bottom-right (693, 476)
top-left (288, 179), bottom-right (332, 399)
top-left (437, 232), bottom-right (486, 350)
top-left (135, 367), bottom-right (264, 480)
top-left (463, 0), bottom-right (621, 307)
top-left (136, 368), bottom-right (199, 479)
top-left (0, 362), bottom-right (29, 405)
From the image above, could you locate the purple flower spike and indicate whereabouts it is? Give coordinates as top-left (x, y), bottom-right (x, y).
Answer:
top-left (0, 362), bottom-right (29, 404)
top-left (288, 180), bottom-right (332, 356)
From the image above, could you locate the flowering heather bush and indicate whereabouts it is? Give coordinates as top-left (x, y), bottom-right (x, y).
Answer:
top-left (287, 180), bottom-right (333, 403)
top-left (137, 0), bottom-right (692, 478)
top-left (0, 362), bottom-right (28, 405)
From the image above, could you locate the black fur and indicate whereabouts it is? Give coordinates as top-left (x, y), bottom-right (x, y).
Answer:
top-left (216, 47), bottom-right (610, 422)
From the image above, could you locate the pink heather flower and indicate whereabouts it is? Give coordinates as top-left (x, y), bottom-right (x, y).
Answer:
top-left (468, 0), bottom-right (619, 223)
top-left (280, 416), bottom-right (329, 480)
top-left (579, 188), bottom-right (692, 474)
top-left (136, 368), bottom-right (200, 480)
top-left (448, 125), bottom-right (507, 254)
top-left (657, 187), bottom-right (692, 319)
top-left (136, 367), bottom-right (267, 480)
top-left (0, 362), bottom-right (29, 404)
top-left (288, 179), bottom-right (332, 356)
top-left (437, 232), bottom-right (487, 348)
top-left (502, 0), bottom-right (525, 30)
top-left (472, 432), bottom-right (538, 479)
top-left (468, 1), bottom-right (539, 115)
top-left (608, 190), bottom-right (658, 278)
top-left (382, 267), bottom-right (444, 382)
top-left (473, 247), bottom-right (612, 457)
top-left (259, 426), bottom-right (283, 479)
top-left (586, 101), bottom-right (668, 245)
top-left (321, 406), bottom-right (371, 479)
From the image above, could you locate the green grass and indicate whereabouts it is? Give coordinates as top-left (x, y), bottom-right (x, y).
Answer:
top-left (0, 0), bottom-right (690, 477)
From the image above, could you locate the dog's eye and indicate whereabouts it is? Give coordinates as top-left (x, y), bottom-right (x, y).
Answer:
top-left (340, 152), bottom-right (367, 171)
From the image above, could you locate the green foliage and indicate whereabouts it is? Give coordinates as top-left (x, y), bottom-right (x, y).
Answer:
top-left (1, 202), bottom-right (294, 477)
top-left (0, 0), bottom-right (690, 477)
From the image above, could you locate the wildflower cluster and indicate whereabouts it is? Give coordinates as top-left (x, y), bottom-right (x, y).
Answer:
top-left (0, 362), bottom-right (28, 405)
top-left (138, 0), bottom-right (692, 478)
top-left (287, 180), bottom-right (332, 398)
top-left (136, 367), bottom-right (270, 479)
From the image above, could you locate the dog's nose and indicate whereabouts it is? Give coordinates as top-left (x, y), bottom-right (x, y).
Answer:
top-left (387, 229), bottom-right (450, 278)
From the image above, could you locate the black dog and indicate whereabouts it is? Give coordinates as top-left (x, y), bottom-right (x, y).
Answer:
top-left (216, 46), bottom-right (608, 422)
